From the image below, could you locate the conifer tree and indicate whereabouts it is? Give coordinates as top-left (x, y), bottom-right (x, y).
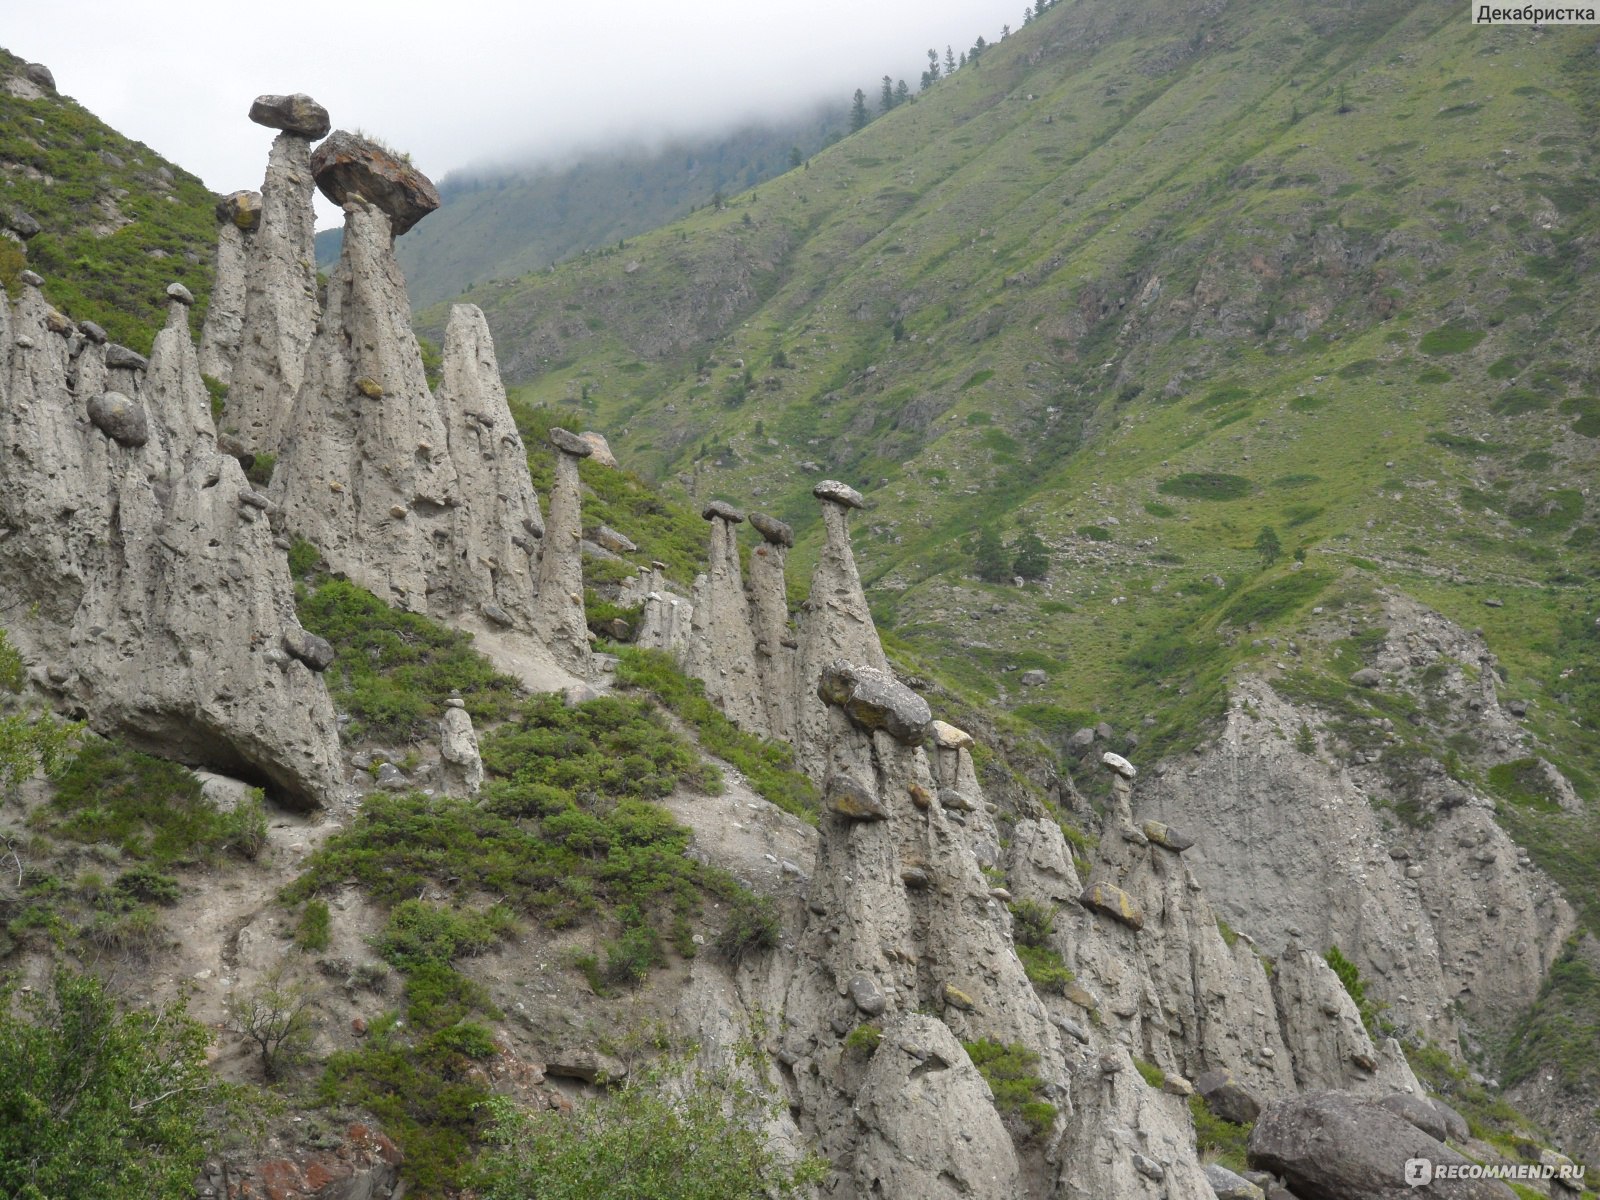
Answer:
top-left (881, 75), bottom-right (894, 112)
top-left (895, 79), bottom-right (910, 105)
top-left (927, 48), bottom-right (941, 82)
top-left (972, 528), bottom-right (1009, 583)
top-left (946, 45), bottom-right (957, 73)
top-left (850, 89), bottom-right (868, 131)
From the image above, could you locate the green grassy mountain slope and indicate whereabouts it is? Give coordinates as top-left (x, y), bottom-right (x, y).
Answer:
top-left (0, 49), bottom-right (214, 351)
top-left (431, 0), bottom-right (1597, 763)
top-left (318, 109), bottom-right (847, 309)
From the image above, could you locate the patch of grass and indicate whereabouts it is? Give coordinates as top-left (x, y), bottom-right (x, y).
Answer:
top-left (1487, 758), bottom-right (1562, 813)
top-left (376, 899), bottom-right (516, 972)
top-left (1404, 1041), bottom-right (1539, 1152)
top-left (1189, 1094), bottom-right (1250, 1172)
top-left (295, 577), bottom-right (523, 742)
top-left (1326, 944), bottom-right (1384, 1036)
top-left (1503, 942), bottom-right (1600, 1095)
top-left (963, 1039), bottom-right (1057, 1137)
top-left (1076, 524), bottom-right (1112, 541)
top-left (612, 646), bottom-right (817, 821)
top-left (34, 738), bottom-right (268, 868)
top-left (1158, 472), bottom-right (1253, 501)
top-left (1132, 1057), bottom-right (1165, 1088)
top-left (1418, 324), bottom-right (1485, 355)
top-left (844, 1023), bottom-right (883, 1058)
top-left (1221, 571), bottom-right (1329, 628)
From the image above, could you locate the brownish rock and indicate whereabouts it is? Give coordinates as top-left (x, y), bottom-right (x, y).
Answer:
top-left (248, 93), bottom-right (331, 139)
top-left (311, 130), bottom-right (440, 236)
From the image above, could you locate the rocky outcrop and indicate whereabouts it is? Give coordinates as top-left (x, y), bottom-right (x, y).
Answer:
top-left (1146, 674), bottom-right (1573, 1041)
top-left (222, 103), bottom-right (324, 453)
top-left (439, 699), bottom-right (484, 796)
top-left (1271, 941), bottom-right (1419, 1094)
top-left (311, 130), bottom-right (440, 237)
top-left (852, 1015), bottom-right (1021, 1200)
top-left (0, 277), bottom-right (343, 809)
top-left (435, 303), bottom-right (543, 627)
top-left (683, 502), bottom-right (765, 728)
top-left (270, 197), bottom-right (458, 614)
top-left (530, 429), bottom-right (592, 674)
top-left (197, 191), bottom-right (260, 385)
top-left (1248, 1091), bottom-right (1515, 1199)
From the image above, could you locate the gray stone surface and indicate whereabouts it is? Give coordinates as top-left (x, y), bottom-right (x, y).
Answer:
top-left (748, 511), bottom-right (794, 547)
top-left (813, 478), bottom-right (865, 509)
top-left (1249, 1091), bottom-right (1515, 1200)
top-left (818, 660), bottom-right (932, 745)
top-left (439, 704), bottom-right (484, 796)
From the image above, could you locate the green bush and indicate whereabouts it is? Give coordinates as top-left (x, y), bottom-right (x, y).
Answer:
top-left (1188, 1094), bottom-right (1251, 1171)
top-left (1418, 324), bottom-right (1485, 355)
top-left (844, 1023), bottom-right (882, 1057)
top-left (477, 1056), bottom-right (826, 1200)
top-left (295, 899), bottom-right (332, 951)
top-left (37, 738), bottom-right (255, 867)
top-left (377, 900), bottom-right (516, 972)
top-left (295, 577), bottom-right (523, 741)
top-left (1132, 1057), bottom-right (1165, 1088)
top-left (0, 968), bottom-right (215, 1199)
top-left (1158, 472), bottom-right (1253, 501)
top-left (1325, 944), bottom-right (1384, 1035)
top-left (714, 892), bottom-right (781, 965)
top-left (962, 1039), bottom-right (1057, 1136)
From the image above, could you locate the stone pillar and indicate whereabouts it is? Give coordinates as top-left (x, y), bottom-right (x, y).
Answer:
top-left (197, 190), bottom-right (260, 386)
top-left (224, 94), bottom-right (330, 454)
top-left (531, 428), bottom-right (593, 676)
top-left (747, 512), bottom-right (797, 742)
top-left (684, 501), bottom-right (766, 731)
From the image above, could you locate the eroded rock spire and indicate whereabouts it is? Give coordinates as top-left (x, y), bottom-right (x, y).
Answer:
top-left (684, 501), bottom-right (765, 729)
top-left (531, 428), bottom-right (594, 674)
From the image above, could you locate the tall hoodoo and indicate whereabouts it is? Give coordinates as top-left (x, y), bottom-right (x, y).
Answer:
top-left (270, 193), bottom-right (458, 615)
top-left (435, 302), bottom-right (544, 628)
top-left (684, 501), bottom-right (766, 730)
top-left (531, 428), bottom-right (594, 674)
top-left (220, 95), bottom-right (327, 453)
top-left (197, 190), bottom-right (260, 385)
top-left (143, 285), bottom-right (217, 475)
top-left (792, 480), bottom-right (888, 780)
top-left (746, 511), bottom-right (797, 741)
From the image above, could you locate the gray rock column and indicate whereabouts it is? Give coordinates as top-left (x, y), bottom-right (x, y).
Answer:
top-left (197, 190), bottom-right (260, 386)
top-left (270, 198), bottom-right (458, 614)
top-left (532, 428), bottom-right (593, 675)
top-left (747, 512), bottom-right (796, 742)
top-left (223, 124), bottom-right (322, 454)
top-left (793, 480), bottom-right (888, 782)
top-left (439, 698), bottom-right (484, 796)
top-left (436, 303), bottom-right (543, 628)
top-left (685, 502), bottom-right (766, 731)
top-left (143, 287), bottom-right (217, 476)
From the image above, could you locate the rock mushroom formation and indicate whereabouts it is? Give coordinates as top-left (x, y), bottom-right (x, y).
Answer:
top-left (219, 97), bottom-right (326, 453)
top-left (684, 501), bottom-right (765, 728)
top-left (197, 191), bottom-right (261, 385)
top-left (311, 130), bottom-right (441, 237)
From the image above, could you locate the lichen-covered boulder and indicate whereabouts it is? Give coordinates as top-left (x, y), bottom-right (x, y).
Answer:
top-left (248, 93), bottom-right (331, 139)
top-left (311, 130), bottom-right (441, 236)
top-left (818, 660), bottom-right (931, 745)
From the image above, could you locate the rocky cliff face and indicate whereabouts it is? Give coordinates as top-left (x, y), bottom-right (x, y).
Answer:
top-left (0, 275), bottom-right (341, 809)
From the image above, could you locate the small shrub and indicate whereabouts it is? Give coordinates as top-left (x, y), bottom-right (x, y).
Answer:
top-left (1189, 1094), bottom-right (1251, 1171)
top-left (1418, 324), bottom-right (1485, 355)
top-left (229, 961), bottom-right (318, 1081)
top-left (963, 1039), bottom-right (1056, 1137)
top-left (715, 892), bottom-right (781, 965)
top-left (1326, 944), bottom-right (1383, 1034)
top-left (376, 899), bottom-right (514, 971)
top-left (845, 1023), bottom-right (882, 1058)
top-left (295, 899), bottom-right (331, 951)
top-left (114, 864), bottom-right (180, 905)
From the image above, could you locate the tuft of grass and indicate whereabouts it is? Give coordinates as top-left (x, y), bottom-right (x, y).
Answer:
top-left (1158, 472), bottom-right (1254, 501)
top-left (1189, 1094), bottom-right (1251, 1172)
top-left (294, 900), bottom-right (331, 952)
top-left (1132, 1057), bottom-right (1165, 1089)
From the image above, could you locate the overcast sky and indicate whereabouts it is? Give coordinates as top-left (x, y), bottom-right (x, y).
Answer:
top-left (8, 0), bottom-right (1020, 227)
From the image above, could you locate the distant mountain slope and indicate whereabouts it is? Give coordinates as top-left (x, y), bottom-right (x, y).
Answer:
top-left (317, 108), bottom-right (846, 309)
top-left (418, 0), bottom-right (1600, 1127)
top-left (0, 48), bottom-right (214, 351)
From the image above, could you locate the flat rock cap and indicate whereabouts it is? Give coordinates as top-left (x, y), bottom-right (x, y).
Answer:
top-left (249, 93), bottom-right (332, 139)
top-left (813, 479), bottom-right (865, 509)
top-left (547, 427), bottom-right (594, 457)
top-left (1101, 751), bottom-right (1137, 779)
top-left (166, 282), bottom-right (194, 306)
top-left (311, 130), bottom-right (440, 236)
top-left (702, 500), bottom-right (745, 523)
top-left (748, 512), bottom-right (794, 547)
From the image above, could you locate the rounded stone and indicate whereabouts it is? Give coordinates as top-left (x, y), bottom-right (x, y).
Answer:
top-left (848, 973), bottom-right (887, 1017)
top-left (1101, 751), bottom-right (1137, 779)
top-left (5, 209), bottom-right (41, 239)
top-left (166, 282), bottom-right (195, 306)
top-left (216, 190), bottom-right (263, 233)
top-left (813, 478), bottom-right (865, 509)
top-left (87, 392), bottom-right (149, 447)
top-left (19, 270), bottom-right (43, 288)
top-left (547, 427), bottom-right (593, 457)
top-left (701, 500), bottom-right (745, 523)
top-left (78, 320), bottom-right (108, 345)
top-left (105, 344), bottom-right (149, 371)
top-left (248, 93), bottom-right (332, 139)
top-left (749, 512), bottom-right (794, 547)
